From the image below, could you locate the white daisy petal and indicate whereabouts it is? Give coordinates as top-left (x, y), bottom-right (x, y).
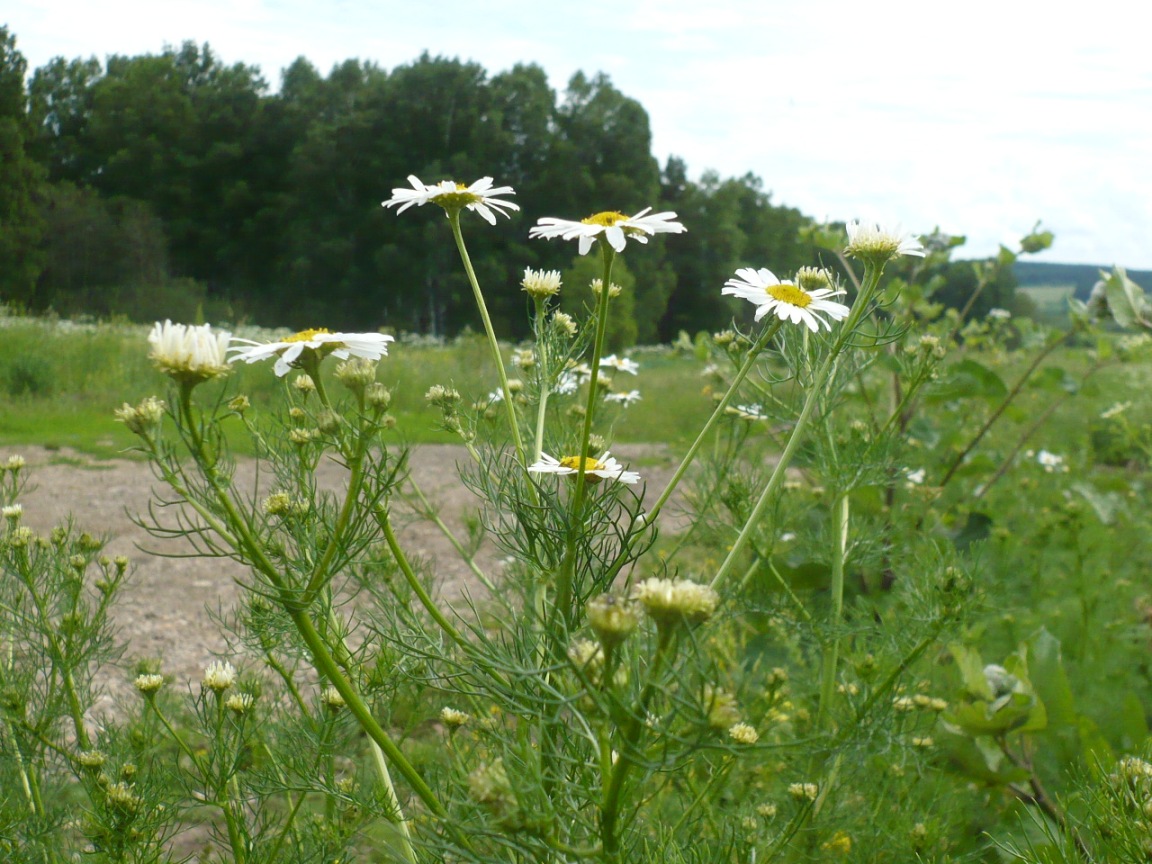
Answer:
top-left (527, 451), bottom-right (641, 485)
top-left (529, 207), bottom-right (685, 255)
top-left (382, 174), bottom-right (518, 222)
top-left (230, 329), bottom-right (394, 377)
top-left (724, 267), bottom-right (850, 330)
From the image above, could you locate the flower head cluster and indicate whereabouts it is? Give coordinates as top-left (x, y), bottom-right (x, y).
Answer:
top-left (729, 722), bottom-right (759, 745)
top-left (148, 321), bottom-right (232, 384)
top-left (230, 329), bottom-right (394, 377)
top-left (528, 452), bottom-right (640, 485)
top-left (134, 673), bottom-right (165, 695)
top-left (521, 268), bottom-right (562, 299)
top-left (382, 175), bottom-right (519, 224)
top-left (202, 660), bottom-right (236, 693)
top-left (226, 692), bottom-right (255, 715)
top-left (530, 208), bottom-right (685, 255)
top-left (586, 593), bottom-right (639, 648)
top-left (440, 707), bottom-right (471, 728)
top-left (723, 268), bottom-right (850, 332)
top-left (844, 220), bottom-right (925, 264)
top-left (631, 577), bottom-right (719, 627)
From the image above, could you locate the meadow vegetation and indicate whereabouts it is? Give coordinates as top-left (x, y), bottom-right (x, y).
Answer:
top-left (3, 185), bottom-right (1152, 864)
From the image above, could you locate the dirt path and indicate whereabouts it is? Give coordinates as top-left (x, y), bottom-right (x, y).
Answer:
top-left (7, 443), bottom-right (684, 701)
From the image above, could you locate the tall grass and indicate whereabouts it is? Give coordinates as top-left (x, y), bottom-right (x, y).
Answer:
top-left (0, 315), bottom-right (712, 455)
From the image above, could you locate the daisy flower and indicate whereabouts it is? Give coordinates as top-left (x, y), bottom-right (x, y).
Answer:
top-left (1035, 450), bottom-right (1068, 473)
top-left (382, 175), bottom-right (519, 224)
top-left (722, 268), bottom-right (850, 332)
top-left (604, 390), bottom-right (641, 407)
top-left (148, 321), bottom-right (232, 383)
top-left (230, 328), bottom-right (394, 377)
top-left (600, 354), bottom-right (640, 375)
top-left (844, 220), bottom-right (925, 262)
top-left (529, 208), bottom-right (685, 255)
top-left (528, 451), bottom-right (640, 485)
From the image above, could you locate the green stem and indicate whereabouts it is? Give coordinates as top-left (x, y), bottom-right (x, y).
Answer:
top-left (167, 390), bottom-right (450, 855)
top-left (448, 210), bottom-right (526, 465)
top-left (221, 777), bottom-right (248, 864)
top-left (148, 700), bottom-right (202, 766)
top-left (555, 243), bottom-right (615, 634)
top-left (370, 738), bottom-right (418, 864)
top-left (600, 629), bottom-right (673, 862)
top-left (302, 415), bottom-right (371, 601)
top-left (816, 494), bottom-right (850, 729)
top-left (284, 607), bottom-right (450, 832)
top-left (532, 296), bottom-right (551, 463)
top-left (643, 320), bottom-right (782, 527)
top-left (377, 509), bottom-right (466, 649)
top-left (403, 475), bottom-right (495, 592)
top-left (709, 263), bottom-right (885, 591)
top-left (0, 718), bottom-right (39, 816)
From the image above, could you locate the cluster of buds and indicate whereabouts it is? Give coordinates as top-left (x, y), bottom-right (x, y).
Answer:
top-left (114, 397), bottom-right (166, 438)
top-left (892, 693), bottom-right (948, 713)
top-left (425, 385), bottom-right (470, 440)
top-left (335, 357), bottom-right (378, 394)
top-left (263, 492), bottom-right (309, 521)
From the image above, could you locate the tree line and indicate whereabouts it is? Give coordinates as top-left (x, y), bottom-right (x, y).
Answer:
top-left (0, 27), bottom-right (1016, 343)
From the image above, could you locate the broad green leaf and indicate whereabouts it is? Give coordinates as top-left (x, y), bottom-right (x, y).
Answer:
top-left (1103, 266), bottom-right (1150, 329)
top-left (950, 643), bottom-right (992, 699)
top-left (1027, 629), bottom-right (1076, 729)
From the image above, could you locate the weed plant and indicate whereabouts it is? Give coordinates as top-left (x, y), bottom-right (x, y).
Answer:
top-left (3, 178), bottom-right (1152, 864)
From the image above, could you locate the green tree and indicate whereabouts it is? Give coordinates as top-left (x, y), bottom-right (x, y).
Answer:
top-left (0, 26), bottom-right (45, 304)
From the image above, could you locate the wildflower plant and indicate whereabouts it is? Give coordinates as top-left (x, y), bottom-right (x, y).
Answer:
top-left (7, 166), bottom-right (1148, 864)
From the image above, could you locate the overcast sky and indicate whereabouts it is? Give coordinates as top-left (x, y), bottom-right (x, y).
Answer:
top-left (8, 0), bottom-right (1151, 269)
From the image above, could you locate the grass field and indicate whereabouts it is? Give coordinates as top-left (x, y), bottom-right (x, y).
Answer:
top-left (0, 315), bottom-right (714, 456)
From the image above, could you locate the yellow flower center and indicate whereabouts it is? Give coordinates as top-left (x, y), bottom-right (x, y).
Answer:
top-left (582, 211), bottom-right (629, 227)
top-left (767, 283), bottom-right (813, 308)
top-left (559, 455), bottom-right (606, 472)
top-left (431, 184), bottom-right (480, 210)
top-left (285, 328), bottom-right (331, 343)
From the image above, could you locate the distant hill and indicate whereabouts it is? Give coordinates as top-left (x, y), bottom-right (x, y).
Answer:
top-left (1013, 261), bottom-right (1152, 300)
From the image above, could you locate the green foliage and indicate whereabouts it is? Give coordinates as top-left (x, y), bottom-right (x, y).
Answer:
top-left (0, 28), bottom-right (46, 305)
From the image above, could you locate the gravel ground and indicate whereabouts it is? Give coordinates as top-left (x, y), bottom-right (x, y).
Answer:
top-left (7, 443), bottom-right (684, 700)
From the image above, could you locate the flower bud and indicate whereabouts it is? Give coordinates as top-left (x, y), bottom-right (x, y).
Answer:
top-left (586, 594), bottom-right (638, 648)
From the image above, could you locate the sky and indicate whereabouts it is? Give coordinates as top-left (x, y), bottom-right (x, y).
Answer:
top-left (7, 0), bottom-right (1152, 269)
